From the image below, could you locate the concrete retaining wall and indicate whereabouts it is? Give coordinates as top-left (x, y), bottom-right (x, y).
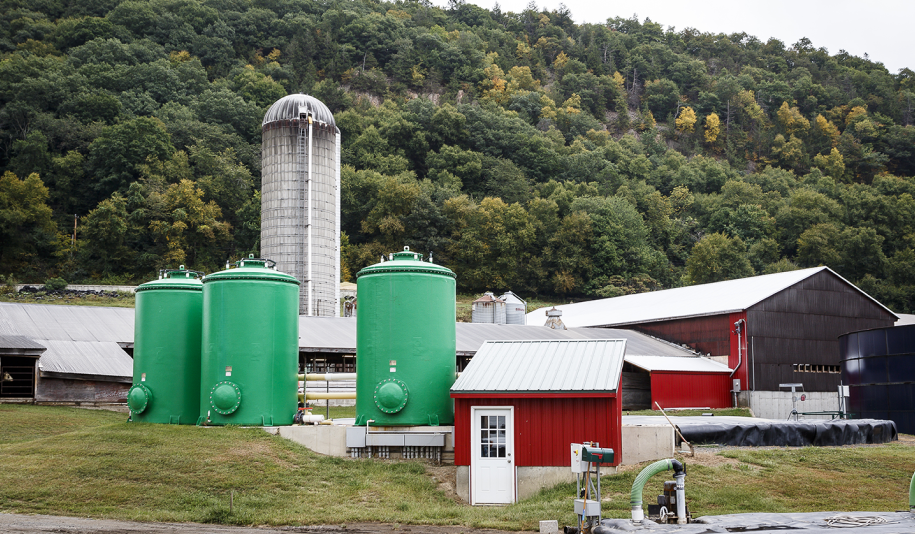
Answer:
top-left (621, 424), bottom-right (674, 465)
top-left (748, 390), bottom-right (841, 420)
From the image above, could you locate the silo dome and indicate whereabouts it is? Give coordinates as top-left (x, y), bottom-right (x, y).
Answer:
top-left (261, 93), bottom-right (341, 317)
top-left (262, 94), bottom-right (336, 126)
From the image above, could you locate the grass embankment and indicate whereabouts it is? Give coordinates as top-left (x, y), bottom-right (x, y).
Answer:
top-left (1, 405), bottom-right (912, 530)
top-left (0, 287), bottom-right (135, 308)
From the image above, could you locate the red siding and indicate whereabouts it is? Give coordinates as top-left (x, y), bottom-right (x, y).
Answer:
top-left (650, 371), bottom-right (732, 409)
top-left (453, 396), bottom-right (621, 467)
top-left (632, 314), bottom-right (733, 356)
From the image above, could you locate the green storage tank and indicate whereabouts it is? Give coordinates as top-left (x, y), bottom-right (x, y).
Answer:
top-left (128, 266), bottom-right (203, 424)
top-left (355, 246), bottom-right (456, 426)
top-left (199, 255), bottom-right (300, 426)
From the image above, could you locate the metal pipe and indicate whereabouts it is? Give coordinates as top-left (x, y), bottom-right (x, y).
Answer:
top-left (300, 392), bottom-right (355, 400)
top-left (298, 373), bottom-right (356, 381)
top-left (307, 115), bottom-right (314, 316)
top-left (675, 472), bottom-right (686, 524)
top-left (730, 319), bottom-right (745, 380)
top-left (334, 129), bottom-right (341, 318)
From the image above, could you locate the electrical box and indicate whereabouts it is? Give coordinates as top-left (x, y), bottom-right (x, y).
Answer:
top-left (581, 446), bottom-right (614, 465)
top-left (732, 378), bottom-right (741, 392)
top-left (570, 443), bottom-right (588, 473)
top-left (574, 499), bottom-right (602, 517)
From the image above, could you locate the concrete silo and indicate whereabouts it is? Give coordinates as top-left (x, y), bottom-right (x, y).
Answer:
top-left (261, 94), bottom-right (340, 317)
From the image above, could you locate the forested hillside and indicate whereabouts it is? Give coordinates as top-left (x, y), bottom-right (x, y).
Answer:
top-left (1, 0), bottom-right (913, 312)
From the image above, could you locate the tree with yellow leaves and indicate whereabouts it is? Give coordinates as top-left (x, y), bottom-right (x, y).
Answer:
top-left (704, 112), bottom-right (721, 143)
top-left (479, 52), bottom-right (508, 104)
top-left (812, 114), bottom-right (841, 151)
top-left (813, 148), bottom-right (846, 180)
top-left (776, 101), bottom-right (810, 137)
top-left (675, 106), bottom-right (697, 134)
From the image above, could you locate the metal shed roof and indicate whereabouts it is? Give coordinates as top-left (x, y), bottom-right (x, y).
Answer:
top-left (0, 303), bottom-right (134, 380)
top-left (625, 355), bottom-right (732, 373)
top-left (451, 339), bottom-right (626, 394)
top-left (0, 334), bottom-right (47, 353)
top-left (37, 340), bottom-right (132, 381)
top-left (0, 302), bottom-right (134, 342)
top-left (526, 267), bottom-right (896, 328)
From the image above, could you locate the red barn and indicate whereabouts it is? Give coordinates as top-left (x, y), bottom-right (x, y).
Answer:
top-left (450, 339), bottom-right (624, 504)
top-left (527, 267), bottom-right (897, 419)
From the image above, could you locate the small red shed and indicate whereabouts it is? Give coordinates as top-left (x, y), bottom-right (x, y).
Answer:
top-left (450, 339), bottom-right (625, 504)
top-left (624, 355), bottom-right (733, 409)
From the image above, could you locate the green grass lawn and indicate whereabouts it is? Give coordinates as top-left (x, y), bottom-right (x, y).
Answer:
top-left (0, 405), bottom-right (911, 530)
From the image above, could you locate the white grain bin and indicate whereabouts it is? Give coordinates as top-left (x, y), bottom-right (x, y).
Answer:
top-left (499, 291), bottom-right (527, 325)
top-left (471, 292), bottom-right (506, 324)
top-left (261, 94), bottom-right (340, 316)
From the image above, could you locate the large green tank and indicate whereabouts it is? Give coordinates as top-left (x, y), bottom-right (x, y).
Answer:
top-left (355, 246), bottom-right (456, 426)
top-left (199, 255), bottom-right (300, 426)
top-left (128, 266), bottom-right (203, 424)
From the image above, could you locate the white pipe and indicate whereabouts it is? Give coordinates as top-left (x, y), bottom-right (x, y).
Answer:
top-left (299, 413), bottom-right (326, 424)
top-left (299, 373), bottom-right (356, 381)
top-left (675, 473), bottom-right (686, 524)
top-left (307, 115), bottom-right (314, 316)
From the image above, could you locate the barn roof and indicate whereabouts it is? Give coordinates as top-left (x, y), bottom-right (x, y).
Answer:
top-left (0, 334), bottom-right (47, 356)
top-left (298, 317), bottom-right (694, 358)
top-left (37, 340), bottom-right (132, 381)
top-left (451, 339), bottom-right (626, 394)
top-left (625, 355), bottom-right (732, 373)
top-left (0, 302), bottom-right (134, 342)
top-left (0, 303), bottom-right (133, 380)
top-left (525, 267), bottom-right (896, 328)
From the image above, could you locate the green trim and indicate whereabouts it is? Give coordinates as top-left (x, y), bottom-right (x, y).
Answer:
top-left (136, 284), bottom-right (202, 293)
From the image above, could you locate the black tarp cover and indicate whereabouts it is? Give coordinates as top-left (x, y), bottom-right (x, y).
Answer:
top-left (622, 416), bottom-right (897, 447)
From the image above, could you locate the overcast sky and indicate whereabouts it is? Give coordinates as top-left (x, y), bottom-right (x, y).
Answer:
top-left (429, 0), bottom-right (915, 74)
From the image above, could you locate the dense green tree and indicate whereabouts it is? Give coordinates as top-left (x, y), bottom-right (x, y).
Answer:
top-left (684, 233), bottom-right (754, 284)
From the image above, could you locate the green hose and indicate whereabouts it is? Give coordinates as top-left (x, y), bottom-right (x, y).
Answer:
top-left (631, 460), bottom-right (673, 512)
top-left (909, 471), bottom-right (914, 511)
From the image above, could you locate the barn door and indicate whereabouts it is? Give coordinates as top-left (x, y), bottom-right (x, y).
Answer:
top-left (471, 406), bottom-right (515, 504)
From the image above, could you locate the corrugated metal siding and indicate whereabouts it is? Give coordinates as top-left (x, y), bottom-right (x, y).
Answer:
top-left (454, 396), bottom-right (621, 467)
top-left (746, 270), bottom-right (897, 391)
top-left (650, 372), bottom-right (732, 409)
top-left (451, 340), bottom-right (626, 393)
top-left (632, 314), bottom-right (733, 356)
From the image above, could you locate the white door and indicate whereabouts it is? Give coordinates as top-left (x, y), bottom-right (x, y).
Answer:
top-left (471, 407), bottom-right (515, 504)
